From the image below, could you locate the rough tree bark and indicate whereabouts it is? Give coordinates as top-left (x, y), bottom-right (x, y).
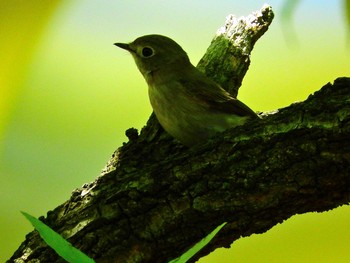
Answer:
top-left (9, 5), bottom-right (350, 263)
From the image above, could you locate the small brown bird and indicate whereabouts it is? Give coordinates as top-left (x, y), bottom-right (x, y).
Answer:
top-left (115, 34), bottom-right (257, 146)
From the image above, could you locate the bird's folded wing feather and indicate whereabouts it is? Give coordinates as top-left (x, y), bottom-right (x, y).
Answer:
top-left (179, 75), bottom-right (257, 118)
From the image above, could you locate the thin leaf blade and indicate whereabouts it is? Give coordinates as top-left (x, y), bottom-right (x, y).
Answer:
top-left (168, 222), bottom-right (227, 263)
top-left (21, 211), bottom-right (95, 263)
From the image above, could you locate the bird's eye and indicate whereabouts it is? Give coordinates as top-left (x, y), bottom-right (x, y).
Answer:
top-left (141, 47), bottom-right (154, 57)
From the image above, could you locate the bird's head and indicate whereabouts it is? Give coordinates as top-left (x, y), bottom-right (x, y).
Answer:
top-left (114, 34), bottom-right (190, 76)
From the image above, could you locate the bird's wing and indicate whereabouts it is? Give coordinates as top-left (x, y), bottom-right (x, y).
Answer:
top-left (179, 71), bottom-right (257, 118)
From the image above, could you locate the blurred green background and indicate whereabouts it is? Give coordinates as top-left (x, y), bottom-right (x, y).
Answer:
top-left (1, 0), bottom-right (350, 262)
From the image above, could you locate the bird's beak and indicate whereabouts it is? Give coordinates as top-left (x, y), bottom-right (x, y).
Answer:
top-left (114, 42), bottom-right (133, 52)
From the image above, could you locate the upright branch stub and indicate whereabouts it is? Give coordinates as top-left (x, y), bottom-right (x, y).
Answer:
top-left (197, 4), bottom-right (274, 97)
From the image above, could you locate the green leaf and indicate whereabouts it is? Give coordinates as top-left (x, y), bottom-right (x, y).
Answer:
top-left (168, 222), bottom-right (227, 263)
top-left (280, 0), bottom-right (301, 47)
top-left (345, 0), bottom-right (350, 44)
top-left (21, 211), bottom-right (95, 263)
top-left (281, 0), bottom-right (301, 22)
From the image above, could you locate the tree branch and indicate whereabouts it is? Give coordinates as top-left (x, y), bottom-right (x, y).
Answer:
top-left (197, 4), bottom-right (274, 97)
top-left (8, 5), bottom-right (350, 263)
